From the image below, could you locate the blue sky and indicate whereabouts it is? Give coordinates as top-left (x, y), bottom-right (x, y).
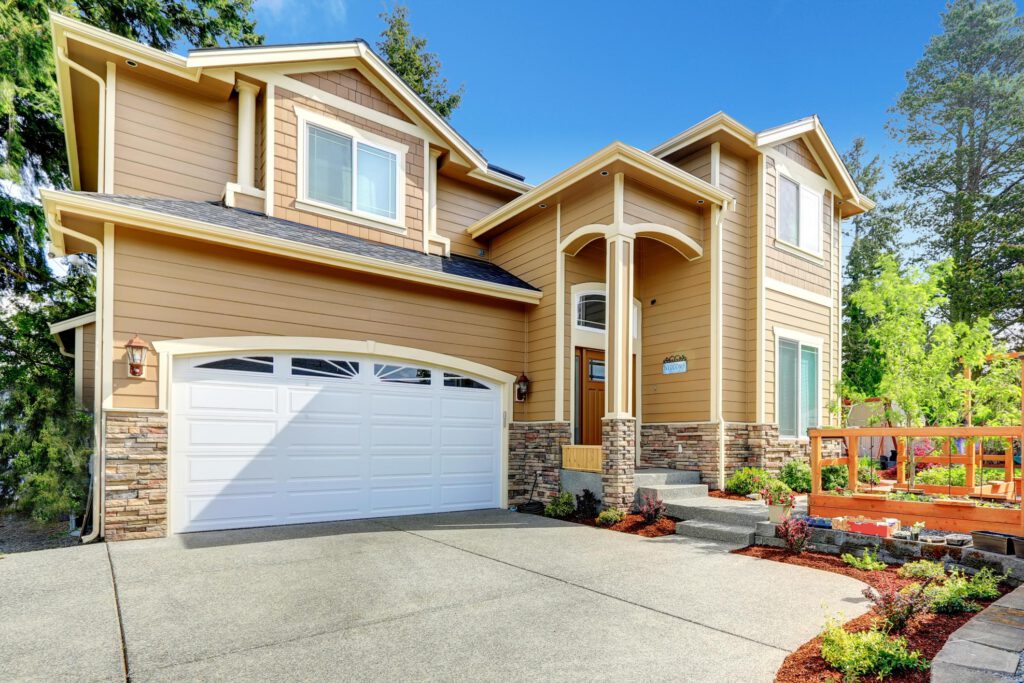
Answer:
top-left (250, 0), bottom-right (950, 184)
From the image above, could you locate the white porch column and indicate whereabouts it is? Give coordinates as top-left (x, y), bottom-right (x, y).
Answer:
top-left (235, 80), bottom-right (260, 189)
top-left (604, 233), bottom-right (634, 418)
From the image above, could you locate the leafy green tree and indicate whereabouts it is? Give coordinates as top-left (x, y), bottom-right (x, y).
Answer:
top-left (841, 138), bottom-right (904, 397)
top-left (377, 5), bottom-right (463, 119)
top-left (889, 0), bottom-right (1024, 347)
top-left (0, 1), bottom-right (261, 522)
top-left (850, 256), bottom-right (1015, 428)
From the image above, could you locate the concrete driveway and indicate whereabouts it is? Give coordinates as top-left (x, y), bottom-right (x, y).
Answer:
top-left (1, 510), bottom-right (869, 682)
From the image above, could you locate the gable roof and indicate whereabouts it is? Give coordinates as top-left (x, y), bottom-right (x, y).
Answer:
top-left (467, 141), bottom-right (735, 240)
top-left (48, 12), bottom-right (529, 194)
top-left (42, 191), bottom-right (541, 303)
top-left (650, 112), bottom-right (875, 217)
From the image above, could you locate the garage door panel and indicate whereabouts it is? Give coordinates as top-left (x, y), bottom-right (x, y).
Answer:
top-left (370, 424), bottom-right (433, 448)
top-left (371, 393), bottom-right (433, 418)
top-left (439, 396), bottom-right (496, 420)
top-left (287, 387), bottom-right (363, 417)
top-left (285, 454), bottom-right (363, 480)
top-left (185, 383), bottom-right (278, 413)
top-left (285, 489), bottom-right (363, 520)
top-left (370, 485), bottom-right (434, 513)
top-left (188, 420), bottom-right (278, 446)
top-left (187, 455), bottom-right (277, 483)
top-left (439, 482), bottom-right (495, 507)
top-left (173, 352), bottom-right (502, 533)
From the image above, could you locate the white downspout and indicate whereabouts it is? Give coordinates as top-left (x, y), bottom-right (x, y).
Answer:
top-left (49, 216), bottom-right (105, 544)
top-left (56, 48), bottom-right (106, 192)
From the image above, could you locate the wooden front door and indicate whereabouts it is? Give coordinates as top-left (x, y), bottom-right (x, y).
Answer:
top-left (578, 348), bottom-right (605, 445)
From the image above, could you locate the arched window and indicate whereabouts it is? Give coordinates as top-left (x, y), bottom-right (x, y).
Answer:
top-left (575, 292), bottom-right (606, 331)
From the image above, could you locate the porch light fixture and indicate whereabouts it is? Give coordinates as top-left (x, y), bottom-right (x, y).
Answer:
top-left (697, 199), bottom-right (705, 205)
top-left (125, 59), bottom-right (138, 68)
top-left (124, 334), bottom-right (152, 378)
top-left (538, 203), bottom-right (547, 209)
top-left (515, 372), bottom-right (530, 402)
top-left (600, 170), bottom-right (609, 176)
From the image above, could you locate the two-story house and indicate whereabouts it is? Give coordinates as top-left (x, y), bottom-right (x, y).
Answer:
top-left (44, 13), bottom-right (872, 541)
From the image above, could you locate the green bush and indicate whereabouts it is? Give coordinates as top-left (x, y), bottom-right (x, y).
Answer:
top-left (926, 568), bottom-right (1004, 614)
top-left (820, 619), bottom-right (928, 682)
top-left (779, 461), bottom-right (812, 493)
top-left (916, 466), bottom-right (967, 487)
top-left (543, 491), bottom-right (575, 519)
top-left (841, 548), bottom-right (887, 571)
top-left (898, 560), bottom-right (947, 581)
top-left (724, 467), bottom-right (772, 496)
top-left (858, 457), bottom-right (881, 485)
top-left (821, 465), bottom-right (848, 491)
top-left (597, 508), bottom-right (625, 527)
top-left (762, 478), bottom-right (794, 504)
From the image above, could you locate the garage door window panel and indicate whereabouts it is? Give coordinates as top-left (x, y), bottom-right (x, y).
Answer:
top-left (443, 373), bottom-right (490, 390)
top-left (196, 356), bottom-right (274, 373)
top-left (291, 357), bottom-right (360, 379)
top-left (375, 363), bottom-right (431, 385)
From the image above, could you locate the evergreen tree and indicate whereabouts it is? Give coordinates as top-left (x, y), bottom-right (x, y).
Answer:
top-left (889, 0), bottom-right (1024, 346)
top-left (377, 5), bottom-right (463, 119)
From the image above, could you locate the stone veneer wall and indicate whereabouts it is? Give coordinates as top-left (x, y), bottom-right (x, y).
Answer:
top-left (601, 418), bottom-right (636, 510)
top-left (640, 422), bottom-right (838, 488)
top-left (104, 411), bottom-right (168, 541)
top-left (508, 422), bottom-right (571, 505)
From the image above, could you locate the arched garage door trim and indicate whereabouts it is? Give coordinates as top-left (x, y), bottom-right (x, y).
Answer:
top-left (153, 337), bottom-right (515, 529)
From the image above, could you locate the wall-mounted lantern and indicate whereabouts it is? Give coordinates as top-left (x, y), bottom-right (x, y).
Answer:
top-left (125, 334), bottom-right (152, 378)
top-left (515, 372), bottom-right (530, 402)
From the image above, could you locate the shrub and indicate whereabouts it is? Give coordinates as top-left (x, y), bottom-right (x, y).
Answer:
top-left (916, 465), bottom-right (967, 487)
top-left (898, 560), bottom-right (946, 581)
top-left (779, 460), bottom-right (812, 493)
top-left (926, 568), bottom-right (1004, 614)
top-left (821, 465), bottom-right (848, 491)
top-left (597, 508), bottom-right (625, 527)
top-left (961, 568), bottom-right (1005, 600)
top-left (820, 619), bottom-right (928, 682)
top-left (725, 467), bottom-right (772, 496)
top-left (633, 493), bottom-right (666, 524)
top-left (575, 489), bottom-right (600, 519)
top-left (858, 457), bottom-right (881, 485)
top-left (777, 517), bottom-right (811, 554)
top-left (863, 580), bottom-right (934, 633)
top-left (543, 491), bottom-right (575, 519)
top-left (761, 479), bottom-right (794, 506)
top-left (841, 548), bottom-right (887, 571)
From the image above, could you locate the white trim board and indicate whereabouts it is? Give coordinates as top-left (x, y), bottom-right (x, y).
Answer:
top-left (765, 278), bottom-right (833, 309)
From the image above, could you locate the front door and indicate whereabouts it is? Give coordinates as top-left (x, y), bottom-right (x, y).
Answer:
top-left (578, 348), bottom-right (605, 445)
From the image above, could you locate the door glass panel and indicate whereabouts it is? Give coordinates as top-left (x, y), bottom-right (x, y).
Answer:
top-left (588, 360), bottom-right (605, 382)
top-left (777, 340), bottom-right (798, 437)
top-left (576, 294), bottom-right (606, 330)
top-left (800, 346), bottom-right (819, 434)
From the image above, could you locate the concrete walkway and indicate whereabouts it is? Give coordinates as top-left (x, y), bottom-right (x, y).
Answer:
top-left (0, 510), bottom-right (870, 682)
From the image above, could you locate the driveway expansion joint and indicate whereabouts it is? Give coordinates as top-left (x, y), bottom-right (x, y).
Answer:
top-left (105, 542), bottom-right (131, 683)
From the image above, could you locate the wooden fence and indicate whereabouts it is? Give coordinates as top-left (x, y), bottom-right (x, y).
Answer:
top-left (808, 426), bottom-right (1024, 534)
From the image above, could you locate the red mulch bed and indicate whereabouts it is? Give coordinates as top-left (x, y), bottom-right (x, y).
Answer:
top-left (708, 490), bottom-right (754, 501)
top-left (578, 513), bottom-right (678, 537)
top-left (734, 547), bottom-right (1007, 682)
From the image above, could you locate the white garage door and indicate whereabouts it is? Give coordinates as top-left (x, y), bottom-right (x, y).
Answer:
top-left (171, 353), bottom-right (503, 533)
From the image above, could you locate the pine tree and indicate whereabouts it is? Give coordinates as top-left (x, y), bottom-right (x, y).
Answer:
top-left (377, 5), bottom-right (463, 119)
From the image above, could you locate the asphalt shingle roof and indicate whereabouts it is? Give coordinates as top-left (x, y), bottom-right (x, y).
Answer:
top-left (72, 193), bottom-right (538, 293)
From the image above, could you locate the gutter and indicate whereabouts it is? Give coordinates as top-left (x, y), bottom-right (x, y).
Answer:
top-left (55, 47), bottom-right (105, 193)
top-left (47, 215), bottom-right (105, 544)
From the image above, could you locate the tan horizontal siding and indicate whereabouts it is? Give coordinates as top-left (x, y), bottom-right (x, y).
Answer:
top-left (273, 88), bottom-right (425, 252)
top-left (764, 155), bottom-right (832, 296)
top-left (622, 179), bottom-right (703, 245)
top-left (718, 150), bottom-right (753, 422)
top-left (81, 322), bottom-right (96, 412)
top-left (113, 70), bottom-right (236, 200)
top-left (110, 227), bottom-right (526, 417)
top-left (436, 176), bottom-right (507, 258)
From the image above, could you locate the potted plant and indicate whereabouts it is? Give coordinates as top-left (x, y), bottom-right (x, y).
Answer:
top-left (909, 521), bottom-right (925, 541)
top-left (761, 483), bottom-right (796, 524)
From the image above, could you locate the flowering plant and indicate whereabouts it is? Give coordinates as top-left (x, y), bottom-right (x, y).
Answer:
top-left (761, 485), bottom-right (795, 507)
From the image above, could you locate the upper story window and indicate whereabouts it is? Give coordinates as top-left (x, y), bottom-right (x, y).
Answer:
top-left (778, 175), bottom-right (822, 255)
top-left (574, 292), bottom-right (639, 338)
top-left (296, 108), bottom-right (406, 228)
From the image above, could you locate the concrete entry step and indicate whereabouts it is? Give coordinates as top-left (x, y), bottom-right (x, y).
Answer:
top-left (633, 468), bottom-right (701, 487)
top-left (675, 519), bottom-right (756, 546)
top-left (635, 484), bottom-right (709, 503)
top-left (664, 498), bottom-right (771, 527)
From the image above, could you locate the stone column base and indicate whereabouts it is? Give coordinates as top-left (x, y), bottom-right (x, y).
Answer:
top-left (508, 422), bottom-right (571, 505)
top-left (104, 411), bottom-right (168, 541)
top-left (601, 417), bottom-right (636, 510)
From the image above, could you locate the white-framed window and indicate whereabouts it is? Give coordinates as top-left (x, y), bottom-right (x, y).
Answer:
top-left (777, 174), bottom-right (822, 255)
top-left (573, 291), bottom-right (639, 339)
top-left (295, 107), bottom-right (407, 229)
top-left (775, 330), bottom-right (821, 439)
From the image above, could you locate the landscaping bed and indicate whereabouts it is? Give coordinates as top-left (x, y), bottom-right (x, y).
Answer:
top-left (735, 546), bottom-right (1011, 682)
top-left (0, 512), bottom-right (77, 555)
top-left (577, 513), bottom-right (678, 537)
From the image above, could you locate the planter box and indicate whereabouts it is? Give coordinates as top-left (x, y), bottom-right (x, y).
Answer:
top-left (972, 531), bottom-right (1015, 555)
top-left (934, 498), bottom-right (976, 508)
top-left (851, 493), bottom-right (888, 500)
